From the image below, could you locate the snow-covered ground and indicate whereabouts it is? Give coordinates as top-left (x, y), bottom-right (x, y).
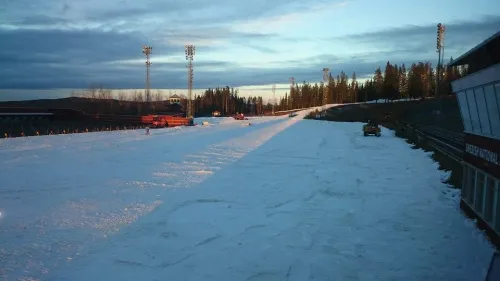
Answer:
top-left (0, 111), bottom-right (494, 281)
top-left (193, 117), bottom-right (240, 126)
top-left (272, 98), bottom-right (419, 114)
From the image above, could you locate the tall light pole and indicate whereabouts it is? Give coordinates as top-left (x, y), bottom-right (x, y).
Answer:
top-left (185, 45), bottom-right (195, 118)
top-left (436, 23), bottom-right (445, 98)
top-left (272, 84), bottom-right (276, 115)
top-left (289, 77), bottom-right (295, 110)
top-left (142, 45), bottom-right (152, 112)
top-left (436, 23), bottom-right (446, 117)
top-left (322, 68), bottom-right (330, 111)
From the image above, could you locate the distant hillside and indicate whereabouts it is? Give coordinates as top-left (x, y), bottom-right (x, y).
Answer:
top-left (0, 97), bottom-right (184, 116)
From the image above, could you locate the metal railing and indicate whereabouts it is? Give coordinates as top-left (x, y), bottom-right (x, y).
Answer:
top-left (419, 126), bottom-right (464, 148)
top-left (402, 123), bottom-right (464, 163)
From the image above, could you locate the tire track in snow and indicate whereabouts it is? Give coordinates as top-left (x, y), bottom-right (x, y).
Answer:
top-left (149, 115), bottom-right (303, 191)
top-left (51, 116), bottom-right (305, 279)
top-left (0, 116), bottom-right (302, 281)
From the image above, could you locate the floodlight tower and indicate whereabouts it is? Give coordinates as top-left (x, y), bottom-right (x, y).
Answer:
top-left (142, 45), bottom-right (153, 110)
top-left (289, 77), bottom-right (295, 110)
top-left (272, 84), bottom-right (276, 115)
top-left (436, 23), bottom-right (445, 98)
top-left (185, 45), bottom-right (196, 118)
top-left (322, 67), bottom-right (330, 111)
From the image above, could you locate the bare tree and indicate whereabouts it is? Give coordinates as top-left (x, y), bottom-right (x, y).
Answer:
top-left (131, 90), bottom-right (144, 115)
top-left (154, 90), bottom-right (164, 102)
top-left (118, 90), bottom-right (131, 112)
top-left (117, 90), bottom-right (127, 103)
top-left (88, 84), bottom-right (113, 112)
top-left (87, 84), bottom-right (99, 100)
top-left (150, 90), bottom-right (163, 113)
top-left (137, 91), bottom-right (144, 102)
top-left (98, 85), bottom-right (108, 99)
top-left (106, 89), bottom-right (114, 111)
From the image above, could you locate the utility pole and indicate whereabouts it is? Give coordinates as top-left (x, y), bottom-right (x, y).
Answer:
top-left (185, 45), bottom-right (195, 118)
top-left (322, 68), bottom-right (330, 112)
top-left (289, 77), bottom-right (295, 110)
top-left (142, 45), bottom-right (152, 113)
top-left (272, 84), bottom-right (276, 115)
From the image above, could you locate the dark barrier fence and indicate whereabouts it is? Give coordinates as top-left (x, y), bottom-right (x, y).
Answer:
top-left (0, 107), bottom-right (187, 138)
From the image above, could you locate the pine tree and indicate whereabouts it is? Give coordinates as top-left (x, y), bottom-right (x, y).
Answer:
top-left (398, 64), bottom-right (408, 99)
top-left (350, 72), bottom-right (358, 103)
top-left (194, 58), bottom-right (456, 115)
top-left (374, 67), bottom-right (384, 103)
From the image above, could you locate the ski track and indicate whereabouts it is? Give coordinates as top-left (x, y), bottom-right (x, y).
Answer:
top-left (0, 115), bottom-right (300, 281)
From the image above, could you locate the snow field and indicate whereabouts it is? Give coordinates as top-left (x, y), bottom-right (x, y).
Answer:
top-left (0, 113), bottom-right (301, 280)
top-left (0, 109), bottom-right (495, 281)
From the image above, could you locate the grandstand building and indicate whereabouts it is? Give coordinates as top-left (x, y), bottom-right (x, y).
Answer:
top-left (450, 31), bottom-right (500, 242)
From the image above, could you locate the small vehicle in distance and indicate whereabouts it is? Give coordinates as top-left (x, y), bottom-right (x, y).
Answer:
top-left (233, 113), bottom-right (248, 120)
top-left (363, 120), bottom-right (381, 137)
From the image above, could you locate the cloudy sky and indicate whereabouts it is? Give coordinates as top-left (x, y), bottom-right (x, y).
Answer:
top-left (1, 0), bottom-right (499, 100)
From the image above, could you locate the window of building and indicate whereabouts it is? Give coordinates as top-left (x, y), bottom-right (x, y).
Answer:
top-left (456, 91), bottom-right (473, 132)
top-left (466, 89), bottom-right (482, 134)
top-left (484, 176), bottom-right (496, 224)
top-left (463, 165), bottom-right (476, 205)
top-left (462, 166), bottom-right (469, 201)
top-left (469, 166), bottom-right (477, 205)
top-left (495, 180), bottom-right (500, 233)
top-left (485, 85), bottom-right (500, 138)
top-left (475, 87), bottom-right (492, 135)
top-left (495, 84), bottom-right (500, 110)
top-left (475, 171), bottom-right (486, 214)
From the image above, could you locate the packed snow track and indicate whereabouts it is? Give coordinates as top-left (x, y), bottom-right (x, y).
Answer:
top-left (0, 113), bottom-right (494, 281)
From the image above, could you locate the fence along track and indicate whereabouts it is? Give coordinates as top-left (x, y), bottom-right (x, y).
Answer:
top-left (402, 123), bottom-right (464, 163)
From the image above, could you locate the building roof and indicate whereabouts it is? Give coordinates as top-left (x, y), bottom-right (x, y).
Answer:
top-left (449, 30), bottom-right (500, 67)
top-left (170, 94), bottom-right (181, 99)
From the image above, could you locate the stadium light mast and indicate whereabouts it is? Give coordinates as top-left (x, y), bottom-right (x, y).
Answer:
top-left (289, 77), bottom-right (295, 110)
top-left (142, 45), bottom-right (152, 112)
top-left (185, 45), bottom-right (195, 118)
top-left (322, 67), bottom-right (330, 111)
top-left (436, 23), bottom-right (446, 118)
top-left (436, 23), bottom-right (445, 98)
top-left (272, 84), bottom-right (276, 115)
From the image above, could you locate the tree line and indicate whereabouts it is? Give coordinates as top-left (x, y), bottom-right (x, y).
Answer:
top-left (71, 84), bottom-right (271, 116)
top-left (72, 58), bottom-right (467, 116)
top-left (193, 58), bottom-right (467, 115)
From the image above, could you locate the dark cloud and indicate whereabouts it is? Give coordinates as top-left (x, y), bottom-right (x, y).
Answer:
top-left (12, 15), bottom-right (70, 26)
top-left (2, 0), bottom-right (316, 28)
top-left (0, 49), bottom-right (384, 90)
top-left (0, 27), bottom-right (225, 89)
top-left (0, 56), bottom-right (236, 89)
top-left (243, 44), bottom-right (278, 53)
top-left (332, 15), bottom-right (500, 63)
top-left (0, 28), bottom-right (154, 64)
top-left (157, 27), bottom-right (275, 44)
top-left (1, 6), bottom-right (499, 99)
top-left (0, 20), bottom-right (284, 90)
top-left (106, 0), bottom-right (320, 24)
top-left (338, 15), bottom-right (500, 43)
